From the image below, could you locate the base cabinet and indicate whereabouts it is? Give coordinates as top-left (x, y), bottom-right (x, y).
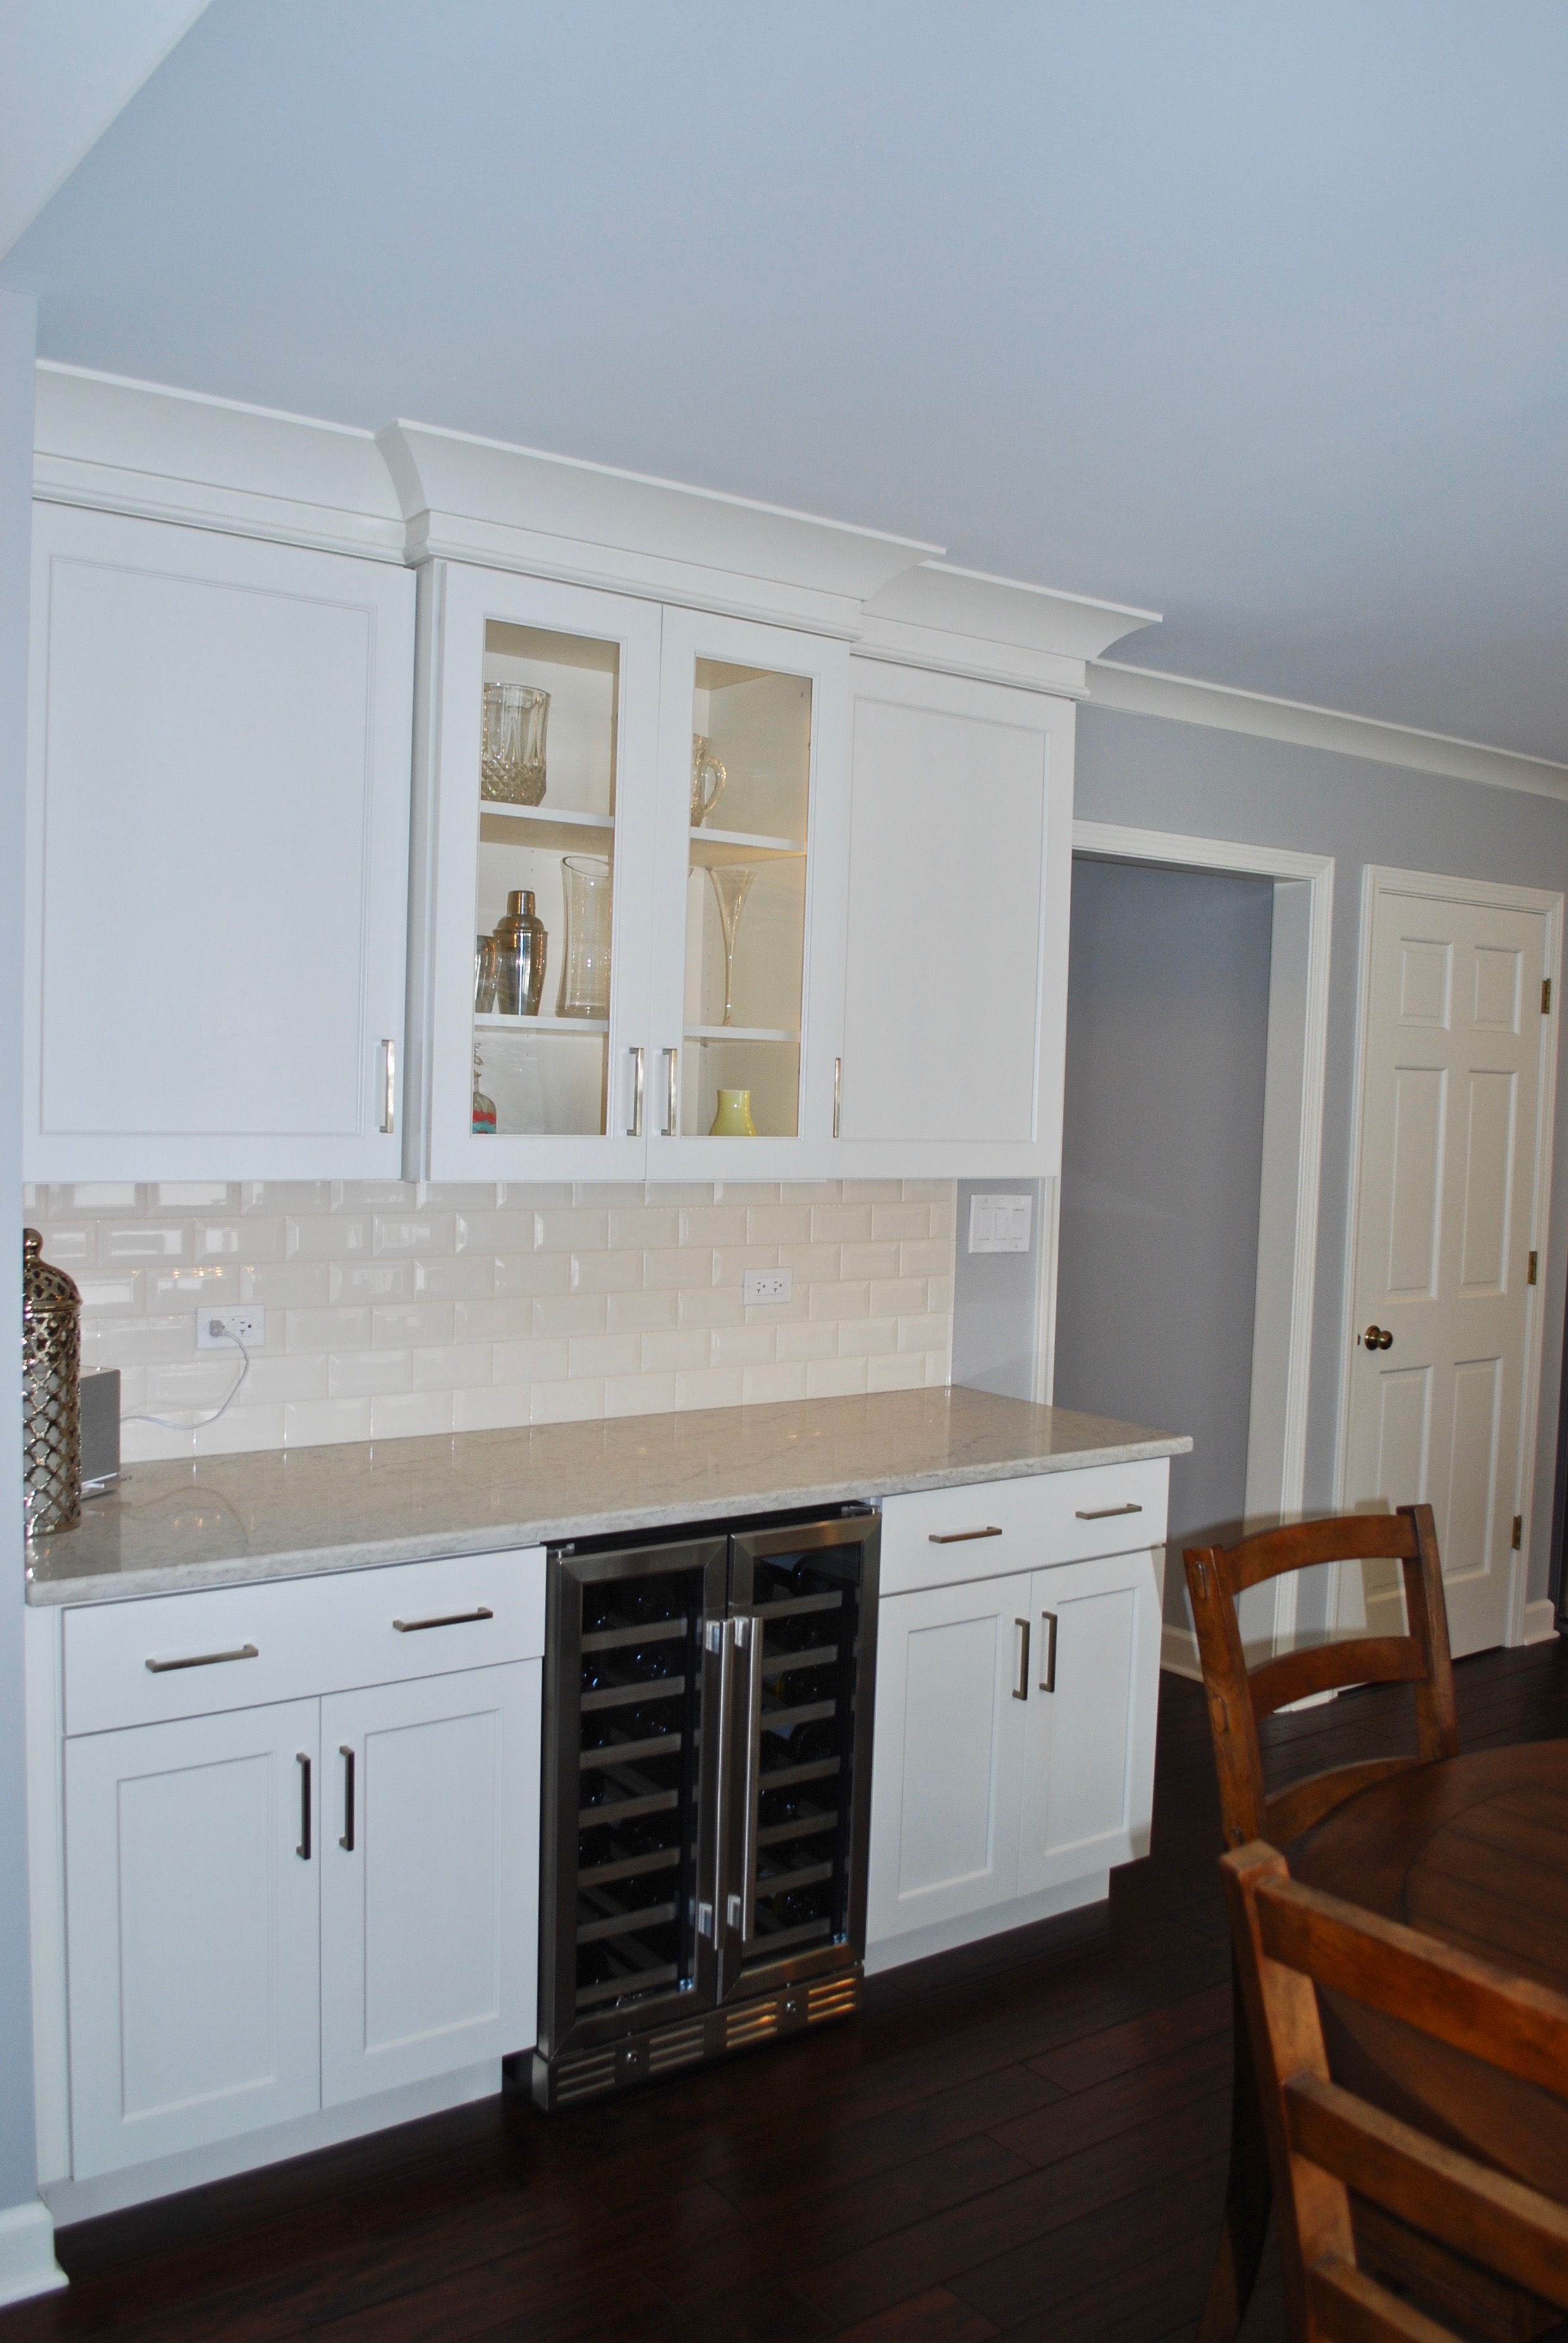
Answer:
top-left (867, 1541), bottom-right (1160, 1956)
top-left (64, 1661), bottom-right (539, 2180)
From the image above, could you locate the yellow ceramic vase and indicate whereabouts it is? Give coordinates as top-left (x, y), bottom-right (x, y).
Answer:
top-left (709, 1088), bottom-right (757, 1137)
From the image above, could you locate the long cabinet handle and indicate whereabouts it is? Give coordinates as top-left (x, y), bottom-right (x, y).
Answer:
top-left (1039, 1609), bottom-right (1058, 1694)
top-left (1013, 1617), bottom-right (1031, 1701)
top-left (145, 1642), bottom-right (258, 1673)
top-left (392, 1606), bottom-right (494, 1633)
top-left (665, 1046), bottom-right (680, 1138)
top-left (833, 1055), bottom-right (842, 1140)
top-left (929, 1526), bottom-right (1003, 1546)
top-left (726, 1614), bottom-right (764, 1944)
top-left (381, 1039), bottom-right (396, 1136)
top-left (340, 1745), bottom-right (355, 1851)
top-left (627, 1046), bottom-right (644, 1138)
top-left (1075, 1503), bottom-right (1142, 1521)
top-left (297, 1753), bottom-right (312, 1860)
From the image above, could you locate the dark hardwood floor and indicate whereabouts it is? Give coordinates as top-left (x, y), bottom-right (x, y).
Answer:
top-left (8, 1636), bottom-right (1567, 2343)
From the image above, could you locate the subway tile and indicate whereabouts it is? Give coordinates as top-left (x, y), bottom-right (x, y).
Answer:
top-left (284, 1307), bottom-right (374, 1353)
top-left (775, 1320), bottom-right (840, 1363)
top-left (867, 1353), bottom-right (928, 1393)
top-left (898, 1238), bottom-right (953, 1280)
top-left (415, 1183), bottom-right (501, 1209)
top-left (496, 1183), bottom-right (574, 1209)
top-left (926, 1274), bottom-right (954, 1317)
top-left (77, 1272), bottom-right (145, 1314)
top-left (151, 1183), bottom-right (234, 1211)
top-left (809, 1203), bottom-right (874, 1243)
top-left (331, 1258), bottom-right (416, 1305)
top-left (604, 1372), bottom-right (677, 1418)
top-left (148, 1265), bottom-right (236, 1311)
top-left (240, 1260), bottom-right (331, 1308)
top-left (236, 1353), bottom-right (328, 1405)
top-left (840, 1180), bottom-right (903, 1202)
top-left (836, 1317), bottom-right (902, 1359)
top-left (66, 1183), bottom-right (137, 1211)
top-left (901, 1179), bottom-right (956, 1203)
top-left (606, 1288), bottom-right (680, 1334)
top-left (33, 1224), bottom-right (95, 1269)
top-left (533, 1207), bottom-right (609, 1253)
top-left (286, 1215), bottom-right (371, 1260)
top-left (94, 1315), bottom-right (194, 1367)
top-left (491, 1336), bottom-right (572, 1385)
top-left (805, 1356), bottom-right (869, 1398)
top-left (372, 1212), bottom-right (456, 1257)
top-left (930, 1197), bottom-right (957, 1239)
top-left (840, 1241), bottom-right (903, 1282)
top-left (676, 1285), bottom-right (745, 1329)
top-left (642, 1246), bottom-right (714, 1291)
top-left (413, 1253), bottom-right (497, 1300)
top-left (924, 1350), bottom-right (951, 1386)
top-left (328, 1349), bottom-right (413, 1398)
top-left (745, 1204), bottom-right (814, 1245)
top-left (611, 1207), bottom-right (680, 1250)
top-left (582, 1183), bottom-right (652, 1208)
top-left (779, 1181), bottom-right (836, 1205)
top-left (452, 1384), bottom-right (534, 1434)
top-left (898, 1313), bottom-right (952, 1353)
top-left (570, 1248), bottom-right (643, 1294)
top-left (807, 1281), bottom-right (871, 1321)
top-left (711, 1322), bottom-right (778, 1369)
top-left (675, 1366), bottom-right (745, 1411)
top-left (242, 1182), bottom-right (333, 1214)
top-left (869, 1202), bottom-right (931, 1241)
top-left (197, 1217), bottom-right (285, 1264)
top-left (335, 1180), bottom-right (414, 1208)
top-left (532, 1292), bottom-right (609, 1339)
top-left (372, 1303), bottom-right (455, 1348)
top-left (120, 1420), bottom-right (192, 1464)
top-left (678, 1205), bottom-right (750, 1246)
top-left (456, 1208), bottom-right (540, 1255)
top-left (284, 1397), bottom-right (374, 1448)
top-left (568, 1331), bottom-right (643, 1379)
top-left (103, 1222), bottom-right (190, 1263)
top-left (742, 1360), bottom-right (809, 1405)
top-left (453, 1296), bottom-right (536, 1343)
top-left (413, 1343), bottom-right (494, 1392)
top-left (371, 1390), bottom-right (455, 1441)
top-left (643, 1183), bottom-right (716, 1208)
top-left (494, 1250), bottom-right (572, 1298)
top-left (869, 1277), bottom-right (930, 1319)
top-left (712, 1245), bottom-right (783, 1285)
top-left (193, 1404), bottom-right (287, 1457)
top-left (145, 1358), bottom-right (245, 1410)
top-left (640, 1329), bottom-right (713, 1374)
top-left (532, 1379), bottom-right (606, 1425)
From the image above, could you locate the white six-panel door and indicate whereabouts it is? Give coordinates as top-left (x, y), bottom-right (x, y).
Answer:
top-left (64, 1701), bottom-right (322, 2178)
top-left (320, 1662), bottom-right (539, 2105)
top-left (1343, 873), bottom-right (1561, 1655)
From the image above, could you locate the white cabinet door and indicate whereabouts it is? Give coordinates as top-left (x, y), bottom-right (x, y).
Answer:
top-left (64, 1700), bottom-right (321, 2178)
top-left (26, 504), bottom-right (415, 1180)
top-left (412, 562), bottom-right (664, 1181)
top-left (645, 606), bottom-right (849, 1177)
top-left (835, 659), bottom-right (1074, 1178)
top-left (319, 1661), bottom-right (540, 2105)
top-left (1017, 1549), bottom-right (1161, 1896)
top-left (866, 1573), bottom-right (1031, 1945)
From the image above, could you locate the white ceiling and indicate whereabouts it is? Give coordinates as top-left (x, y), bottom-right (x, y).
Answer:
top-left (5, 0), bottom-right (1567, 761)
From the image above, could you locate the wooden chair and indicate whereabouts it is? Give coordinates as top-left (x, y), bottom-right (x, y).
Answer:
top-left (1183, 1504), bottom-right (1459, 2339)
top-left (1222, 1838), bottom-right (1568, 2343)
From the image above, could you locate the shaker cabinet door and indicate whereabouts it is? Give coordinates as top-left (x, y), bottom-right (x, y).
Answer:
top-left (25, 504), bottom-right (415, 1179)
top-left (1016, 1549), bottom-right (1161, 1897)
top-left (866, 1573), bottom-right (1031, 1947)
top-left (64, 1700), bottom-right (322, 2179)
top-left (319, 1661), bottom-right (540, 2106)
top-left (834, 660), bottom-right (1074, 1178)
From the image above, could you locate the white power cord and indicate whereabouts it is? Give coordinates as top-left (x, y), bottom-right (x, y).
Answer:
top-left (121, 1327), bottom-right (251, 1434)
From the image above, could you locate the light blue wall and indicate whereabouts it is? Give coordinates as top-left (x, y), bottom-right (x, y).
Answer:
top-left (0, 292), bottom-right (39, 2210)
top-left (952, 1181), bottom-right (1045, 1402)
top-left (1075, 703), bottom-right (1568, 1604)
top-left (1054, 858), bottom-right (1273, 1625)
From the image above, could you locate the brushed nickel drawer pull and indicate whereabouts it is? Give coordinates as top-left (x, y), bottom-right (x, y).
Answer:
top-left (928, 1526), bottom-right (1003, 1546)
top-left (391, 1606), bottom-right (494, 1633)
top-left (145, 1642), bottom-right (259, 1673)
top-left (1040, 1609), bottom-right (1058, 1694)
top-left (1074, 1503), bottom-right (1143, 1521)
top-left (1013, 1617), bottom-right (1031, 1701)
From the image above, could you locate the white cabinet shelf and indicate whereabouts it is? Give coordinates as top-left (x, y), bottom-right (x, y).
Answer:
top-left (685, 1024), bottom-right (799, 1043)
top-left (474, 1013), bottom-right (610, 1035)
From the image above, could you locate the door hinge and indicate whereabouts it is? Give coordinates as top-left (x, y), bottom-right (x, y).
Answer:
top-left (1544, 978), bottom-right (1553, 1015)
top-left (1529, 1250), bottom-right (1539, 1285)
top-left (1512, 1515), bottom-right (1523, 1550)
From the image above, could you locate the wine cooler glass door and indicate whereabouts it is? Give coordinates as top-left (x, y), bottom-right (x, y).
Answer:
top-left (719, 1515), bottom-right (880, 2000)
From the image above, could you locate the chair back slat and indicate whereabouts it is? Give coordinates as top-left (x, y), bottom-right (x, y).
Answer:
top-left (1184, 1503), bottom-right (1457, 1850)
top-left (1223, 1841), bottom-right (1568, 2341)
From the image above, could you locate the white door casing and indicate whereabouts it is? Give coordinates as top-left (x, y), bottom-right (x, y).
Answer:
top-left (1340, 870), bottom-right (1562, 1656)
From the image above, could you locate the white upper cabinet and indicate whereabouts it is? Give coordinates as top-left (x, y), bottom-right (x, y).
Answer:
top-left (25, 502), bottom-right (415, 1181)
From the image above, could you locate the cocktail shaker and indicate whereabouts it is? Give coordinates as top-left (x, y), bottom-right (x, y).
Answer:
top-left (494, 889), bottom-right (547, 1016)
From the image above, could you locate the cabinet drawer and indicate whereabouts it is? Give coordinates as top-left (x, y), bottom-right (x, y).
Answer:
top-left (878, 1463), bottom-right (1168, 1597)
top-left (63, 1550), bottom-right (547, 1737)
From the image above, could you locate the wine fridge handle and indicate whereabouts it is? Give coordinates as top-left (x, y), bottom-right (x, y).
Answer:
top-left (734, 1613), bottom-right (763, 1944)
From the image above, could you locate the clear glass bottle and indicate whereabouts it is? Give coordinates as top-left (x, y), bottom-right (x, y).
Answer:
top-left (493, 889), bottom-right (547, 1016)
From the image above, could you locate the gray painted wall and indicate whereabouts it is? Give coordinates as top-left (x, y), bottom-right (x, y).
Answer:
top-left (1053, 858), bottom-right (1273, 1624)
top-left (952, 1181), bottom-right (1045, 1403)
top-left (1075, 703), bottom-right (1568, 1606)
top-left (0, 292), bottom-right (40, 2210)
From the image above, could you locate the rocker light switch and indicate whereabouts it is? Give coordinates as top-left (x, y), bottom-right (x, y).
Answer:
top-left (968, 1193), bottom-right (1032, 1255)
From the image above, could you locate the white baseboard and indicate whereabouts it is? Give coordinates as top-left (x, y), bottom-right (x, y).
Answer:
top-left (1161, 1623), bottom-right (1203, 1681)
top-left (40, 2059), bottom-right (500, 2227)
top-left (0, 2200), bottom-right (68, 2306)
top-left (864, 1872), bottom-right (1110, 1975)
top-left (1524, 1598), bottom-right (1560, 1645)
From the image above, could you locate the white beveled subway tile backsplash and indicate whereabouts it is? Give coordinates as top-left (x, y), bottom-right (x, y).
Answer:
top-left (20, 1181), bottom-right (957, 1462)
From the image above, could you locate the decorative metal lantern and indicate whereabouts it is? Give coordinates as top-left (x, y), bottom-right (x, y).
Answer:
top-left (23, 1227), bottom-right (82, 1536)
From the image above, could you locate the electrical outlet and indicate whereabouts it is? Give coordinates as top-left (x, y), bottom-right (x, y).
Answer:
top-left (742, 1270), bottom-right (792, 1306)
top-left (197, 1306), bottom-right (266, 1350)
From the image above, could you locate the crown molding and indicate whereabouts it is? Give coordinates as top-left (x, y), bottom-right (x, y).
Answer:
top-left (857, 559), bottom-right (1159, 695)
top-left (1087, 656), bottom-right (1568, 802)
top-left (376, 420), bottom-right (940, 636)
top-left (32, 362), bottom-right (407, 560)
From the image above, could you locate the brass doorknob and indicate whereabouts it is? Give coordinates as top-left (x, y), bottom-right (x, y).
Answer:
top-left (1363, 1324), bottom-right (1394, 1351)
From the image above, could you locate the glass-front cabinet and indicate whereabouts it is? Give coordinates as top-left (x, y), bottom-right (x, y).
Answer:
top-left (416, 569), bottom-right (847, 1180)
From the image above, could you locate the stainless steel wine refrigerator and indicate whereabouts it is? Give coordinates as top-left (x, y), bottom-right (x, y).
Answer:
top-left (528, 1505), bottom-right (880, 2109)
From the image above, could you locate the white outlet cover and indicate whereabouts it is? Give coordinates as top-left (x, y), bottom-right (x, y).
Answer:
top-left (197, 1305), bottom-right (266, 1349)
top-left (742, 1270), bottom-right (793, 1306)
top-left (968, 1193), bottom-right (1032, 1255)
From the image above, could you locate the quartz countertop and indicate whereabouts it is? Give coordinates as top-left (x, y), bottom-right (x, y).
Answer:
top-left (25, 1386), bottom-right (1191, 1607)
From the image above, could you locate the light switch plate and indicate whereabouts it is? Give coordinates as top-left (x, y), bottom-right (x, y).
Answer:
top-left (968, 1193), bottom-right (1032, 1255)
